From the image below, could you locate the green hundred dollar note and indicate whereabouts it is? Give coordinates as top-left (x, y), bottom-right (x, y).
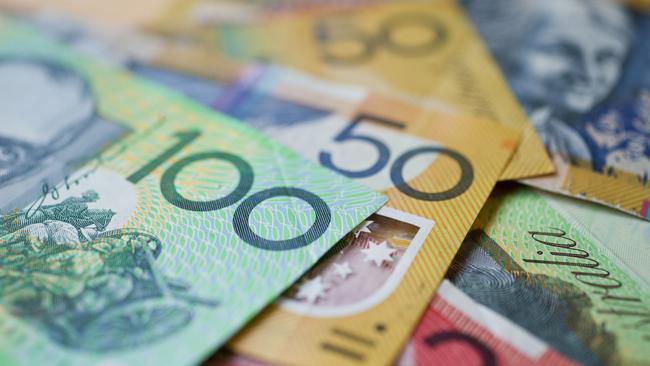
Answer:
top-left (0, 16), bottom-right (386, 366)
top-left (450, 186), bottom-right (650, 366)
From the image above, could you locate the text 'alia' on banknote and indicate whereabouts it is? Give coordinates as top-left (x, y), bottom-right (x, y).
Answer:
top-left (199, 65), bottom-right (519, 366)
top-left (148, 0), bottom-right (553, 181)
top-left (463, 0), bottom-right (650, 221)
top-left (0, 17), bottom-right (387, 366)
top-left (446, 185), bottom-right (650, 366)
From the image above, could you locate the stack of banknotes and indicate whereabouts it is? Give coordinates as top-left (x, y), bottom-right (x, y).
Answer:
top-left (0, 0), bottom-right (649, 365)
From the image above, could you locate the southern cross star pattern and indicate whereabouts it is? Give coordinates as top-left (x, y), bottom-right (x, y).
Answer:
top-left (360, 241), bottom-right (397, 267)
top-left (295, 276), bottom-right (330, 304)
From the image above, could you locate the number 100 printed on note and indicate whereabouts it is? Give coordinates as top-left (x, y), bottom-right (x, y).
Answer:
top-left (0, 17), bottom-right (386, 366)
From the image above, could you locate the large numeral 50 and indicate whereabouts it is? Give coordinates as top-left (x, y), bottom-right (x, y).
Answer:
top-left (319, 114), bottom-right (473, 201)
top-left (315, 12), bottom-right (447, 65)
top-left (127, 130), bottom-right (331, 251)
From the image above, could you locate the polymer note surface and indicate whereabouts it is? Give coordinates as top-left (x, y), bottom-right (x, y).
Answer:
top-left (451, 185), bottom-right (650, 365)
top-left (0, 18), bottom-right (385, 366)
top-left (463, 0), bottom-right (650, 220)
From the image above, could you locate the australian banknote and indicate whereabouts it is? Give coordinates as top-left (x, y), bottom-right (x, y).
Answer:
top-left (463, 0), bottom-right (650, 220)
top-left (17, 10), bottom-right (245, 86)
top-left (0, 16), bottom-right (386, 366)
top-left (396, 280), bottom-right (577, 366)
top-left (449, 185), bottom-right (650, 365)
top-left (149, 0), bottom-right (553, 181)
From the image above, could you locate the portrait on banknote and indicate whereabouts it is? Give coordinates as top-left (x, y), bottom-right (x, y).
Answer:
top-left (0, 57), bottom-right (126, 212)
top-left (464, 0), bottom-right (650, 185)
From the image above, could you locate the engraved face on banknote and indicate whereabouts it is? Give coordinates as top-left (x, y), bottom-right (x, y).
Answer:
top-left (464, 0), bottom-right (650, 219)
top-left (0, 57), bottom-right (125, 211)
top-left (464, 0), bottom-right (632, 166)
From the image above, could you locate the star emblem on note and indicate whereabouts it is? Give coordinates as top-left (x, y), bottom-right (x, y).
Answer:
top-left (360, 240), bottom-right (396, 267)
top-left (295, 276), bottom-right (330, 303)
top-left (332, 261), bottom-right (353, 279)
top-left (353, 220), bottom-right (373, 238)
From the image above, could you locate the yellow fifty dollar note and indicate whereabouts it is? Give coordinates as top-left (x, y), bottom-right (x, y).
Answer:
top-left (153, 0), bottom-right (553, 181)
top-left (215, 65), bottom-right (519, 366)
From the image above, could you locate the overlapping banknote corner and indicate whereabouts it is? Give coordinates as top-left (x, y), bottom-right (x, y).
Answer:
top-left (463, 0), bottom-right (650, 220)
top-left (214, 65), bottom-right (522, 365)
top-left (0, 15), bottom-right (386, 366)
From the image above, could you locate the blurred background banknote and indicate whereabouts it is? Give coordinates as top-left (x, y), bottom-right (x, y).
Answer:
top-left (462, 0), bottom-right (650, 220)
top-left (0, 16), bottom-right (386, 366)
top-left (146, 0), bottom-right (553, 182)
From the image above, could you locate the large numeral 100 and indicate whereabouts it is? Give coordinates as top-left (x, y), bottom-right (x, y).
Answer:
top-left (127, 130), bottom-right (332, 251)
top-left (319, 114), bottom-right (474, 201)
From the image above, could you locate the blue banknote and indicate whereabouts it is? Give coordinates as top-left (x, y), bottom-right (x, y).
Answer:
top-left (463, 0), bottom-right (650, 219)
top-left (463, 0), bottom-right (650, 172)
